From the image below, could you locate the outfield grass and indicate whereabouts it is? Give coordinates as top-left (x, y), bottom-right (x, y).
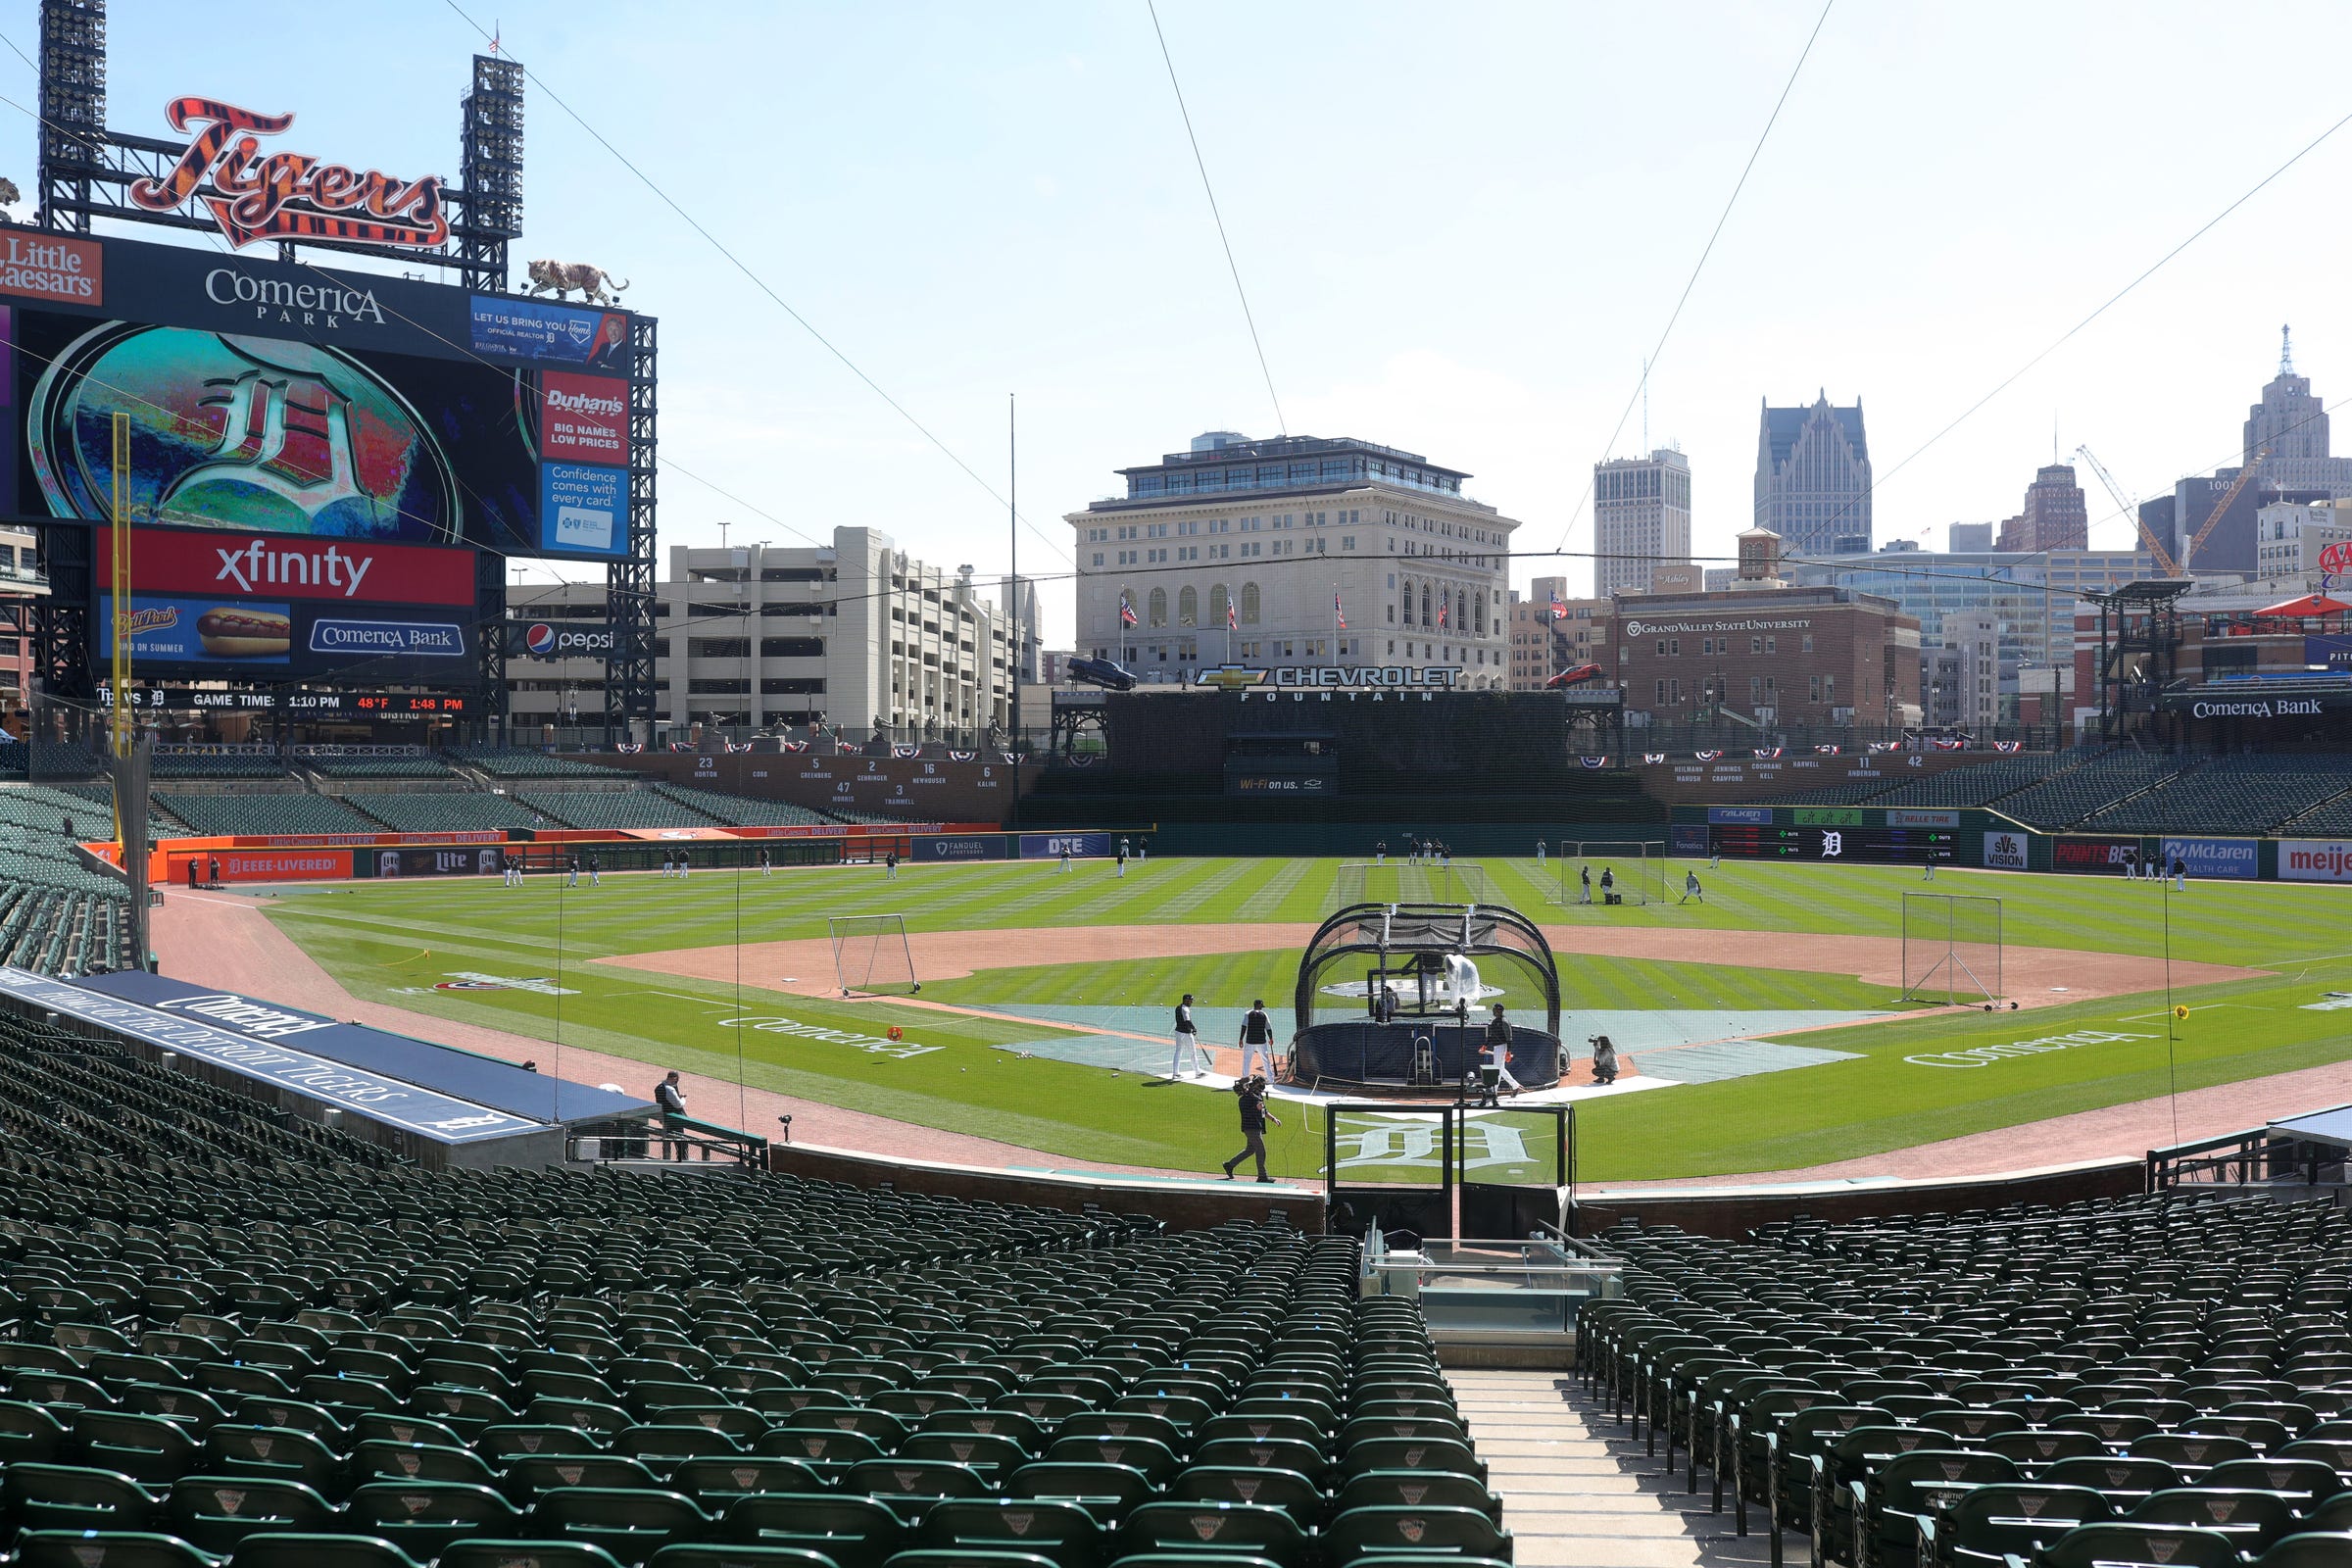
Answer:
top-left (261, 857), bottom-right (2352, 1180)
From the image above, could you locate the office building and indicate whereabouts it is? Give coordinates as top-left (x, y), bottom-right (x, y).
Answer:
top-left (1948, 521), bottom-right (1994, 552)
top-left (1592, 448), bottom-right (1691, 597)
top-left (1995, 465), bottom-right (2089, 553)
top-left (1066, 432), bottom-right (1517, 688)
top-left (1611, 582), bottom-right (1920, 728)
top-left (2156, 331), bottom-right (2352, 572)
top-left (2255, 499), bottom-right (2352, 581)
top-left (1793, 545), bottom-right (2150, 682)
top-left (1506, 577), bottom-right (1608, 691)
top-left (1755, 393), bottom-right (1873, 557)
top-left (506, 529), bottom-right (1019, 741)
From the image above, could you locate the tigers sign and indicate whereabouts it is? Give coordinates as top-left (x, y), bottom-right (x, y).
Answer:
top-left (128, 97), bottom-right (449, 250)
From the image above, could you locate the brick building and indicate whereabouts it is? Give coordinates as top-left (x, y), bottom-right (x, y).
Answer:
top-left (1505, 576), bottom-right (1608, 691)
top-left (1611, 583), bottom-right (1922, 728)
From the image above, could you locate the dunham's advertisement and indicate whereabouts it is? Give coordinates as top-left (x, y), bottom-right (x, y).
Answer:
top-left (2279, 840), bottom-right (2352, 883)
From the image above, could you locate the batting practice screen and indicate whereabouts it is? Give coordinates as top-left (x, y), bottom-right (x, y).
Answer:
top-left (1901, 892), bottom-right (2004, 1004)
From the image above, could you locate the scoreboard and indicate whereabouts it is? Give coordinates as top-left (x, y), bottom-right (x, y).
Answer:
top-left (1710, 823), bottom-right (1955, 863)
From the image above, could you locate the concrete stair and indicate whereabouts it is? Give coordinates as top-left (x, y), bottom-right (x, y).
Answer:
top-left (1448, 1368), bottom-right (1788, 1568)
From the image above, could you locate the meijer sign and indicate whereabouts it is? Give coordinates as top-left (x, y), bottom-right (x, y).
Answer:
top-left (2279, 840), bottom-right (2352, 883)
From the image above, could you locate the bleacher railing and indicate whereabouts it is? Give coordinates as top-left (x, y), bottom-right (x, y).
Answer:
top-left (566, 1112), bottom-right (769, 1168)
top-left (2146, 1123), bottom-right (2349, 1191)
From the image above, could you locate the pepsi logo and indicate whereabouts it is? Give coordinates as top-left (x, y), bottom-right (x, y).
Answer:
top-left (526, 622), bottom-right (557, 655)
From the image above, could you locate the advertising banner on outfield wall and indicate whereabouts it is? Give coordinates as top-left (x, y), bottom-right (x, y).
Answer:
top-left (2052, 835), bottom-right (2143, 874)
top-left (1983, 830), bottom-right (2030, 871)
top-left (2279, 840), bottom-right (2352, 882)
top-left (909, 834), bottom-right (1007, 862)
top-left (1707, 807), bottom-right (1772, 825)
top-left (1671, 824), bottom-right (1710, 857)
top-left (2160, 836), bottom-right (2260, 880)
top-left (1020, 832), bottom-right (1110, 859)
top-left (374, 846), bottom-right (506, 878)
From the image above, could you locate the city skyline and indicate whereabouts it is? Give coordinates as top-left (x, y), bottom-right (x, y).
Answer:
top-left (87, 1), bottom-right (2352, 644)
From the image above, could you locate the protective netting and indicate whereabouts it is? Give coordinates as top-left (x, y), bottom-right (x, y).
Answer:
top-left (1550, 841), bottom-right (1667, 906)
top-left (828, 913), bottom-right (919, 997)
top-left (1901, 893), bottom-right (2004, 1004)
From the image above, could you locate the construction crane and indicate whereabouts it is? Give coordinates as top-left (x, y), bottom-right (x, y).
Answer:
top-left (2181, 448), bottom-right (2267, 575)
top-left (2074, 444), bottom-right (2179, 576)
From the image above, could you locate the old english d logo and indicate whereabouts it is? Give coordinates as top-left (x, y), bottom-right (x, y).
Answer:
top-left (1400, 1516), bottom-right (1427, 1544)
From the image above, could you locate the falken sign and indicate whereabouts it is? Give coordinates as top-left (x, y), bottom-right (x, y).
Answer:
top-left (128, 98), bottom-right (449, 250)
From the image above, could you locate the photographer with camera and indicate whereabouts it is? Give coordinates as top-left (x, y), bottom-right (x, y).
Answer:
top-left (1590, 1034), bottom-right (1620, 1086)
top-left (1220, 1074), bottom-right (1282, 1183)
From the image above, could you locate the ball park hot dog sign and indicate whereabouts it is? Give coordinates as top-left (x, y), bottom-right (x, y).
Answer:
top-left (128, 98), bottom-right (449, 251)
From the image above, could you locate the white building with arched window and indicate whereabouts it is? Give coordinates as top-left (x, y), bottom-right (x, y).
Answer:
top-left (1066, 432), bottom-right (1519, 688)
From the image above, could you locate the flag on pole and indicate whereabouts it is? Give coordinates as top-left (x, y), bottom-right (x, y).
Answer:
top-left (1227, 602), bottom-right (1238, 630)
top-left (1118, 595), bottom-right (1137, 627)
top-left (1438, 601), bottom-right (1448, 628)
top-left (1334, 592), bottom-right (1347, 629)
top-left (1549, 593), bottom-right (1567, 620)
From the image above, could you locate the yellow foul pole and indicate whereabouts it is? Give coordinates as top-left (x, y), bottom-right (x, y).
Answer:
top-left (111, 412), bottom-right (131, 845)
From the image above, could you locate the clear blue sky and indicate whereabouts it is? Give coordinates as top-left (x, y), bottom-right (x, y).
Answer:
top-left (30, 2), bottom-right (2352, 643)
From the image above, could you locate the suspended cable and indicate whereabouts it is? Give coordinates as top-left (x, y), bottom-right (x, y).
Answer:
top-left (1554, 0), bottom-right (1835, 555)
top-left (438, 1), bottom-right (1075, 570)
top-left (1145, 0), bottom-right (1286, 437)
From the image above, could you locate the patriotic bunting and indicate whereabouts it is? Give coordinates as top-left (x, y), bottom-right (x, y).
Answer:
top-left (948, 750), bottom-right (977, 762)
top-left (1642, 752), bottom-right (1666, 764)
top-left (781, 740), bottom-right (809, 753)
top-left (892, 745), bottom-right (920, 760)
top-left (614, 741), bottom-right (644, 754)
top-left (1694, 749), bottom-right (1723, 761)
top-left (1994, 740), bottom-right (2022, 754)
top-left (1753, 747), bottom-right (1784, 760)
top-left (1815, 744), bottom-right (1840, 755)
top-left (1579, 756), bottom-right (1610, 768)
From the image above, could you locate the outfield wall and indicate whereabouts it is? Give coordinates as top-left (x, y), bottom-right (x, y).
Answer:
top-left (1670, 803), bottom-right (2352, 884)
top-left (1572, 1156), bottom-right (2144, 1240)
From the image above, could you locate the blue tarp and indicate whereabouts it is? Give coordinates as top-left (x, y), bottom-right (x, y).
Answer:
top-left (73, 970), bottom-right (655, 1127)
top-left (2271, 1103), bottom-right (2352, 1152)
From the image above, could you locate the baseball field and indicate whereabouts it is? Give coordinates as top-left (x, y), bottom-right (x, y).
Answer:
top-left (257, 855), bottom-right (2352, 1182)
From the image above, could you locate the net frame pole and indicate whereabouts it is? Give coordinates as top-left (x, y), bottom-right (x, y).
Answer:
top-left (1557, 840), bottom-right (1667, 906)
top-left (1901, 893), bottom-right (2003, 1005)
top-left (828, 912), bottom-right (917, 998)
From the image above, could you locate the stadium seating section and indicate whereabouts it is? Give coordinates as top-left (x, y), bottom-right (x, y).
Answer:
top-left (0, 996), bottom-right (1477, 1566)
top-left (1990, 753), bottom-right (2191, 830)
top-left (1866, 754), bottom-right (2077, 809)
top-left (346, 794), bottom-right (545, 835)
top-left (2082, 757), bottom-right (2352, 837)
top-left (1585, 1193), bottom-right (2352, 1568)
top-left (652, 786), bottom-right (837, 829)
top-left (150, 757), bottom-right (287, 781)
top-left (155, 794), bottom-right (381, 839)
top-left (448, 748), bottom-right (634, 780)
top-left (305, 758), bottom-right (462, 781)
top-left (515, 791), bottom-right (723, 832)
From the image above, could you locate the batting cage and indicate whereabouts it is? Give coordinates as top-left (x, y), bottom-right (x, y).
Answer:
top-left (1290, 901), bottom-right (1563, 1094)
top-left (1900, 892), bottom-right (2004, 1004)
top-left (829, 913), bottom-right (920, 998)
top-left (1550, 840), bottom-right (1667, 906)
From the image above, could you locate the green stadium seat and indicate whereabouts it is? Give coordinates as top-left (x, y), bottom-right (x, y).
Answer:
top-left (342, 1480), bottom-right (527, 1559)
top-left (2027, 1522), bottom-right (2241, 1568)
top-left (14, 1532), bottom-right (220, 1568)
top-left (1114, 1502), bottom-right (1307, 1567)
top-left (224, 1535), bottom-right (425, 1567)
top-left (163, 1475), bottom-right (334, 1554)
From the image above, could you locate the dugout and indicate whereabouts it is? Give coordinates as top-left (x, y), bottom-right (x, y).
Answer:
top-left (1290, 901), bottom-right (1563, 1094)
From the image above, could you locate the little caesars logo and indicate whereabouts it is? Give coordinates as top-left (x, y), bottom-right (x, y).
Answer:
top-left (0, 232), bottom-right (102, 303)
